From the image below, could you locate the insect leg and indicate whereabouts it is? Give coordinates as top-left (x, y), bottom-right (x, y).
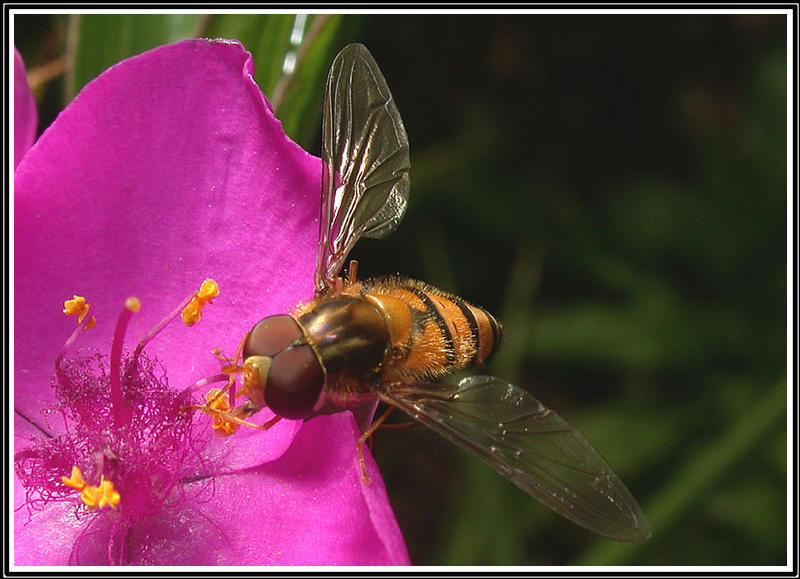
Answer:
top-left (221, 332), bottom-right (248, 407)
top-left (376, 420), bottom-right (419, 431)
top-left (356, 405), bottom-right (395, 485)
top-left (348, 259), bottom-right (359, 284)
top-left (185, 402), bottom-right (282, 431)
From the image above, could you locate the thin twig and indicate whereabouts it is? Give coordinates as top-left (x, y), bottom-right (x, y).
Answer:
top-left (27, 55), bottom-right (70, 91)
top-left (193, 14), bottom-right (214, 38)
top-left (63, 14), bottom-right (80, 100)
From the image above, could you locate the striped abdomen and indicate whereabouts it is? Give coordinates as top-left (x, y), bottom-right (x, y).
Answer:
top-left (361, 277), bottom-right (502, 383)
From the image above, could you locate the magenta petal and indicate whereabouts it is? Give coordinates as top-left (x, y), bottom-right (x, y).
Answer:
top-left (14, 39), bottom-right (319, 438)
top-left (202, 410), bottom-right (303, 471)
top-left (129, 413), bottom-right (409, 566)
top-left (15, 414), bottom-right (410, 566)
top-left (14, 39), bottom-right (410, 567)
top-left (14, 47), bottom-right (37, 169)
top-left (215, 413), bottom-right (409, 566)
top-left (14, 477), bottom-right (83, 566)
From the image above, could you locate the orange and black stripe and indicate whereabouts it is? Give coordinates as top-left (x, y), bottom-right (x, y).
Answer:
top-left (406, 285), bottom-right (456, 366)
top-left (359, 277), bottom-right (502, 382)
top-left (399, 279), bottom-right (502, 368)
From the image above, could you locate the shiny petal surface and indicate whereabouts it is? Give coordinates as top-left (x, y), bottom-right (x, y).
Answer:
top-left (14, 39), bottom-right (319, 438)
top-left (14, 47), bottom-right (37, 168)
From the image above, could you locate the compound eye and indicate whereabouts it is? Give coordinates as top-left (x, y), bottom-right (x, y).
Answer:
top-left (265, 345), bottom-right (324, 420)
top-left (244, 315), bottom-right (304, 358)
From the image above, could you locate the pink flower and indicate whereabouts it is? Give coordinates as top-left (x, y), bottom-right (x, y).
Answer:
top-left (14, 47), bottom-right (37, 168)
top-left (14, 39), bottom-right (409, 566)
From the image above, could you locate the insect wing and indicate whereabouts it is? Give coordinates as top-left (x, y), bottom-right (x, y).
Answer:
top-left (381, 375), bottom-right (651, 542)
top-left (316, 43), bottom-right (411, 294)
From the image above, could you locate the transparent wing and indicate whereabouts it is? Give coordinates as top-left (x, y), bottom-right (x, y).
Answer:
top-left (380, 375), bottom-right (651, 542)
top-left (316, 43), bottom-right (411, 294)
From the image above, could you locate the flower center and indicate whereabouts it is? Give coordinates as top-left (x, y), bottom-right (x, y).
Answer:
top-left (16, 280), bottom-right (219, 523)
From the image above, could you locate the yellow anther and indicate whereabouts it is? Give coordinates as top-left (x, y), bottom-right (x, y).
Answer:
top-left (79, 477), bottom-right (120, 511)
top-left (181, 279), bottom-right (219, 327)
top-left (61, 465), bottom-right (86, 490)
top-left (63, 296), bottom-right (86, 316)
top-left (125, 297), bottom-right (141, 312)
top-left (181, 305), bottom-right (201, 326)
top-left (197, 279), bottom-right (219, 301)
top-left (206, 388), bottom-right (229, 411)
top-left (62, 466), bottom-right (121, 511)
top-left (212, 419), bottom-right (238, 436)
top-left (63, 295), bottom-right (91, 324)
top-left (205, 388), bottom-right (238, 436)
top-left (96, 478), bottom-right (121, 510)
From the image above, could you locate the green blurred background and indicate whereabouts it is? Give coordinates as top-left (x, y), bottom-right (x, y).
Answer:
top-left (14, 12), bottom-right (788, 566)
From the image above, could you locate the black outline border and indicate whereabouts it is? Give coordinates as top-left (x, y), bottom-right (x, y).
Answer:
top-left (3, 4), bottom-right (797, 577)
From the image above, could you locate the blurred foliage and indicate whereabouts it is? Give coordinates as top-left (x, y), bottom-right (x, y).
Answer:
top-left (14, 12), bottom-right (788, 567)
top-left (68, 14), bottom-right (201, 97)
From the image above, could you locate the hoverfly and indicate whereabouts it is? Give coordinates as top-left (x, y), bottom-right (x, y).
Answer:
top-left (201, 43), bottom-right (651, 543)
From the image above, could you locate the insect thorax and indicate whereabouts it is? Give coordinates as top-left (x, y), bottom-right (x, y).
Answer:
top-left (294, 294), bottom-right (390, 396)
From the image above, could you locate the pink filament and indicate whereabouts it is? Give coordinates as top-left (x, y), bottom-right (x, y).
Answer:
top-left (55, 307), bottom-right (95, 368)
top-left (184, 374), bottom-right (231, 394)
top-left (131, 289), bottom-right (198, 362)
top-left (109, 303), bottom-right (135, 427)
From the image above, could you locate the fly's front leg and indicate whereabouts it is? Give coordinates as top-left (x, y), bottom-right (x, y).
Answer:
top-left (184, 385), bottom-right (281, 435)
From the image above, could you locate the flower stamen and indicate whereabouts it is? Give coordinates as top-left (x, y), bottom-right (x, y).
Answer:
top-left (57, 295), bottom-right (98, 367)
top-left (63, 295), bottom-right (96, 328)
top-left (181, 279), bottom-right (219, 327)
top-left (109, 298), bottom-right (140, 427)
top-left (204, 388), bottom-right (239, 435)
top-left (61, 465), bottom-right (86, 491)
top-left (130, 278), bottom-right (220, 364)
top-left (61, 466), bottom-right (121, 511)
